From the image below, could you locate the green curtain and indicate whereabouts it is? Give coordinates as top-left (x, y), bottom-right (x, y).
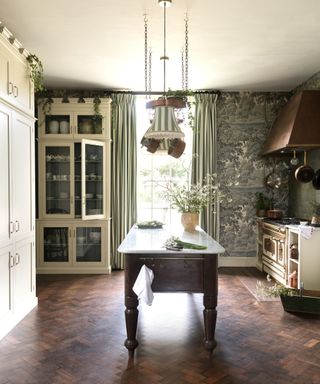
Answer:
top-left (191, 93), bottom-right (219, 240)
top-left (111, 94), bottom-right (137, 269)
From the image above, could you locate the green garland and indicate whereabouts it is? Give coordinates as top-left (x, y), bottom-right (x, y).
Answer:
top-left (26, 54), bottom-right (45, 93)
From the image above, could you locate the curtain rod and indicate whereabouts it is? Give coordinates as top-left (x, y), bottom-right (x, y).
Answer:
top-left (109, 90), bottom-right (220, 96)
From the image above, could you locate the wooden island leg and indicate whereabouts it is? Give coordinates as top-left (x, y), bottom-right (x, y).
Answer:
top-left (124, 295), bottom-right (139, 357)
top-left (203, 254), bottom-right (218, 352)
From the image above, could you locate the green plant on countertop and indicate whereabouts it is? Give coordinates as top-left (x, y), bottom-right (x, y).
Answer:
top-left (26, 54), bottom-right (45, 93)
top-left (164, 236), bottom-right (207, 250)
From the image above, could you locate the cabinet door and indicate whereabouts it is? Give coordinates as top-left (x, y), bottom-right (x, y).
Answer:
top-left (11, 56), bottom-right (34, 113)
top-left (0, 46), bottom-right (11, 100)
top-left (0, 246), bottom-right (13, 325)
top-left (0, 104), bottom-right (12, 248)
top-left (75, 110), bottom-right (104, 138)
top-left (41, 143), bottom-right (74, 218)
top-left (10, 112), bottom-right (35, 242)
top-left (74, 223), bottom-right (106, 266)
top-left (38, 223), bottom-right (71, 267)
top-left (13, 238), bottom-right (35, 314)
top-left (82, 140), bottom-right (106, 220)
top-left (38, 110), bottom-right (73, 139)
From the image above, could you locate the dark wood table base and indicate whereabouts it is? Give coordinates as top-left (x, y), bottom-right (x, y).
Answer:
top-left (124, 253), bottom-right (218, 355)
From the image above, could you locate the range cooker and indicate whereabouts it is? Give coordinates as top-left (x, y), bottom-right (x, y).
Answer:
top-left (259, 218), bottom-right (303, 285)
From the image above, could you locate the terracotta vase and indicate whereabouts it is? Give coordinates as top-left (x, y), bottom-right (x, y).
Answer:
top-left (181, 212), bottom-right (199, 232)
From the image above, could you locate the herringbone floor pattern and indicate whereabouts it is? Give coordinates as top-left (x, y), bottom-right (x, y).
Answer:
top-left (0, 268), bottom-right (319, 384)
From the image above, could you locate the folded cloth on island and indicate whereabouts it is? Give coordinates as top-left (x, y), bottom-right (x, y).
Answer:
top-left (133, 264), bottom-right (154, 306)
top-left (300, 225), bottom-right (314, 240)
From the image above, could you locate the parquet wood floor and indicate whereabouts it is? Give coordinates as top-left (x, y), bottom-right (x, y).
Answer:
top-left (0, 268), bottom-right (319, 384)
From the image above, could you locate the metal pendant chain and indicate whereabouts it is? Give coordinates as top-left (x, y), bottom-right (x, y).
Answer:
top-left (181, 49), bottom-right (185, 90)
top-left (144, 14), bottom-right (149, 94)
top-left (184, 13), bottom-right (189, 91)
top-left (148, 47), bottom-right (152, 95)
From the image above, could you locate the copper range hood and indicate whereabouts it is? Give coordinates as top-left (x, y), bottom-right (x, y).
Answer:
top-left (261, 90), bottom-right (320, 155)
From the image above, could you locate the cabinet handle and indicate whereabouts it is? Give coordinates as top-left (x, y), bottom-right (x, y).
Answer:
top-left (15, 253), bottom-right (20, 265)
top-left (15, 220), bottom-right (20, 232)
top-left (13, 85), bottom-right (18, 97)
top-left (9, 221), bottom-right (14, 234)
top-left (8, 82), bottom-right (13, 95)
top-left (9, 254), bottom-right (15, 268)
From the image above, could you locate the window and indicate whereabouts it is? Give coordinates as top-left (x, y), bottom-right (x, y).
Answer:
top-left (136, 96), bottom-right (193, 226)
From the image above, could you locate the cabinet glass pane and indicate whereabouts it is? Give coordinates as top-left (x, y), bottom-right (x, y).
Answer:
top-left (85, 144), bottom-right (103, 216)
top-left (76, 227), bottom-right (102, 262)
top-left (46, 146), bottom-right (71, 215)
top-left (44, 227), bottom-right (69, 262)
top-left (74, 143), bottom-right (82, 218)
top-left (45, 115), bottom-right (70, 135)
top-left (77, 115), bottom-right (102, 135)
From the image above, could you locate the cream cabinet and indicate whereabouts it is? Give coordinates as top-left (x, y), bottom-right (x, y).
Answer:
top-left (0, 104), bottom-right (35, 247)
top-left (0, 238), bottom-right (36, 340)
top-left (38, 98), bottom-right (111, 140)
top-left (287, 227), bottom-right (320, 290)
top-left (37, 98), bottom-right (111, 274)
top-left (0, 82), bottom-right (36, 339)
top-left (36, 220), bottom-right (110, 274)
top-left (38, 139), bottom-right (109, 220)
top-left (0, 33), bottom-right (34, 114)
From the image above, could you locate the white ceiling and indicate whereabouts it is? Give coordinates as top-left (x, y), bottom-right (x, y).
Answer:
top-left (1, 0), bottom-right (320, 91)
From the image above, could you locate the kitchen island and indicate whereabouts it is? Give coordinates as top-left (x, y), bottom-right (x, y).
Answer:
top-left (118, 225), bottom-right (225, 356)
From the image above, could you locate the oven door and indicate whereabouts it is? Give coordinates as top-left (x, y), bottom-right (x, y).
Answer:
top-left (262, 234), bottom-right (277, 261)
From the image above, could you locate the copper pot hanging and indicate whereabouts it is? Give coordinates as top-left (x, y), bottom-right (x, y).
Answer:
top-left (295, 151), bottom-right (314, 183)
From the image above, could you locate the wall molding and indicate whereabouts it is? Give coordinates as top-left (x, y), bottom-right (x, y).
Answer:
top-left (218, 256), bottom-right (257, 268)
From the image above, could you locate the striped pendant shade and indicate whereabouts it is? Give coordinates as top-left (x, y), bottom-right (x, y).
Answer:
top-left (144, 106), bottom-right (185, 139)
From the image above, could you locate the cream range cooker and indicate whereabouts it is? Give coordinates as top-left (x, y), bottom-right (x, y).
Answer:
top-left (258, 218), bottom-right (320, 290)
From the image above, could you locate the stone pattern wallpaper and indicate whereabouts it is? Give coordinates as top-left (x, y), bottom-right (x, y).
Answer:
top-left (216, 92), bottom-right (290, 257)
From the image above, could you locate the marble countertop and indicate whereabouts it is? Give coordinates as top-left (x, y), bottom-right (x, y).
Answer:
top-left (118, 225), bottom-right (225, 254)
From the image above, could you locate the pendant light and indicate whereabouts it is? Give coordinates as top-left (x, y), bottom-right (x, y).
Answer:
top-left (141, 0), bottom-right (187, 158)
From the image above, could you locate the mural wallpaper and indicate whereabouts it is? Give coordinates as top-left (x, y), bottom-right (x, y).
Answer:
top-left (216, 92), bottom-right (290, 257)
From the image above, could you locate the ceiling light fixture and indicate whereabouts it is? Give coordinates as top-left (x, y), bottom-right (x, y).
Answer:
top-left (141, 0), bottom-right (187, 158)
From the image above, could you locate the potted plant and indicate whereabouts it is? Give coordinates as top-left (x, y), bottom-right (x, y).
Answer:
top-left (256, 279), bottom-right (320, 315)
top-left (162, 174), bottom-right (217, 232)
top-left (310, 201), bottom-right (320, 225)
top-left (255, 192), bottom-right (269, 217)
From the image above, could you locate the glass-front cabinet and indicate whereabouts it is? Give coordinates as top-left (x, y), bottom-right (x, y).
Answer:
top-left (39, 140), bottom-right (107, 220)
top-left (37, 98), bottom-right (111, 274)
top-left (37, 221), bottom-right (109, 273)
top-left (38, 98), bottom-right (111, 139)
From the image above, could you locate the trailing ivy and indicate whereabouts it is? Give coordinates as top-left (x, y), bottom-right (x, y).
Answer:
top-left (26, 54), bottom-right (45, 93)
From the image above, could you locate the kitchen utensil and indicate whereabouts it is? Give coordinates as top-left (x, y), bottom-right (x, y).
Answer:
top-left (290, 150), bottom-right (299, 166)
top-left (295, 151), bottom-right (314, 183)
top-left (267, 209), bottom-right (283, 219)
top-left (266, 170), bottom-right (282, 189)
top-left (312, 169), bottom-right (320, 189)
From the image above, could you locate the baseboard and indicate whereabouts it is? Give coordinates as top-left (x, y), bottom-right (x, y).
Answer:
top-left (218, 256), bottom-right (257, 267)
